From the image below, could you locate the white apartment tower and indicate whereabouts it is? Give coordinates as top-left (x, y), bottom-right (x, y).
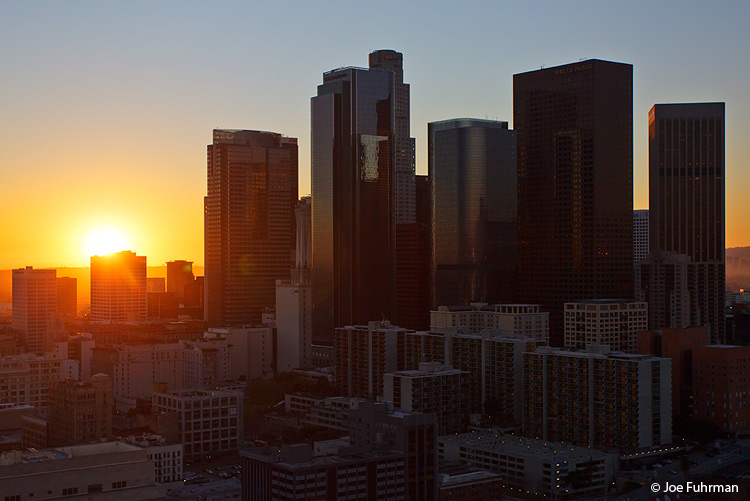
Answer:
top-left (12, 267), bottom-right (57, 353)
top-left (564, 299), bottom-right (648, 353)
top-left (276, 197), bottom-right (313, 371)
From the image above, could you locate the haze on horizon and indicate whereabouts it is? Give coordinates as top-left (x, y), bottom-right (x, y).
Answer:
top-left (1, 1), bottom-right (749, 269)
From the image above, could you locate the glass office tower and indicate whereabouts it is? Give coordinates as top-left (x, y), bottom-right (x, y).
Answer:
top-left (514, 60), bottom-right (634, 346)
top-left (368, 49), bottom-right (416, 225)
top-left (428, 119), bottom-right (517, 307)
top-left (311, 67), bottom-right (395, 344)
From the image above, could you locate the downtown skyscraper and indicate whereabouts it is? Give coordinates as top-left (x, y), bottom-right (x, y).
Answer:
top-left (204, 129), bottom-right (298, 327)
top-left (514, 59), bottom-right (634, 345)
top-left (428, 118), bottom-right (517, 307)
top-left (647, 103), bottom-right (726, 342)
top-left (369, 49), bottom-right (416, 225)
top-left (311, 63), bottom-right (395, 343)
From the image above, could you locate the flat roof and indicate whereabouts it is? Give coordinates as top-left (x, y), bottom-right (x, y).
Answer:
top-left (439, 432), bottom-right (611, 461)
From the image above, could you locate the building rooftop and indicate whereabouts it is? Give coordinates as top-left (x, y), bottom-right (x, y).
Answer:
top-left (438, 463), bottom-right (501, 487)
top-left (439, 431), bottom-right (610, 462)
top-left (241, 444), bottom-right (402, 469)
top-left (0, 441), bottom-right (142, 467)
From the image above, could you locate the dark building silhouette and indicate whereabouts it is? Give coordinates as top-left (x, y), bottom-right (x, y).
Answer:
top-left (56, 276), bottom-right (77, 317)
top-left (311, 66), bottom-right (395, 343)
top-left (647, 103), bottom-right (725, 342)
top-left (48, 374), bottom-right (113, 446)
top-left (369, 50), bottom-right (427, 331)
top-left (167, 260), bottom-right (194, 304)
top-left (204, 129), bottom-right (298, 327)
top-left (514, 59), bottom-right (634, 345)
top-left (429, 119), bottom-right (517, 308)
top-left (392, 175), bottom-right (431, 330)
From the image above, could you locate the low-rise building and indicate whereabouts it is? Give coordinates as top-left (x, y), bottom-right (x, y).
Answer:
top-left (21, 414), bottom-right (48, 449)
top-left (438, 431), bottom-right (617, 500)
top-left (431, 304), bottom-right (549, 341)
top-left (637, 326), bottom-right (709, 416)
top-left (0, 353), bottom-right (78, 413)
top-left (0, 403), bottom-right (34, 431)
top-left (152, 388), bottom-right (243, 459)
top-left (122, 433), bottom-right (183, 484)
top-left (91, 338), bottom-right (230, 399)
top-left (438, 464), bottom-right (503, 501)
top-left (242, 443), bottom-right (407, 501)
top-left (693, 345), bottom-right (750, 432)
top-left (48, 374), bottom-right (113, 446)
top-left (0, 441), bottom-right (166, 500)
top-left (205, 326), bottom-right (273, 380)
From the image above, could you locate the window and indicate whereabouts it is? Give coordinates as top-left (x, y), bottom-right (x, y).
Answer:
top-left (112, 481), bottom-right (127, 489)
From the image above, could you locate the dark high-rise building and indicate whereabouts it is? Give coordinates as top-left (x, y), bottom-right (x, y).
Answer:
top-left (167, 260), bottom-right (194, 304)
top-left (369, 50), bottom-right (427, 331)
top-left (633, 210), bottom-right (649, 264)
top-left (648, 103), bottom-right (725, 342)
top-left (205, 129), bottom-right (298, 327)
top-left (514, 59), bottom-right (634, 346)
top-left (56, 276), bottom-right (77, 317)
top-left (311, 66), bottom-right (395, 343)
top-left (429, 119), bottom-right (517, 307)
top-left (393, 175), bottom-right (431, 330)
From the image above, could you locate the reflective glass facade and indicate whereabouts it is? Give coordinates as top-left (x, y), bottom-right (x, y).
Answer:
top-left (311, 68), bottom-right (395, 343)
top-left (204, 130), bottom-right (298, 326)
top-left (514, 60), bottom-right (634, 346)
top-left (428, 119), bottom-right (517, 307)
top-left (369, 50), bottom-right (416, 224)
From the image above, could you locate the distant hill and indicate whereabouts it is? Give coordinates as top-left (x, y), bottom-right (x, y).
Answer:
top-left (727, 247), bottom-right (750, 259)
top-left (727, 247), bottom-right (750, 291)
top-left (0, 266), bottom-right (203, 305)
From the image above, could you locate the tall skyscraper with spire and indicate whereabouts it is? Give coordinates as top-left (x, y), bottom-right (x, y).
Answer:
top-left (514, 59), bottom-right (634, 346)
top-left (369, 49), bottom-right (416, 224)
top-left (204, 129), bottom-right (298, 327)
top-left (311, 64), bottom-right (395, 343)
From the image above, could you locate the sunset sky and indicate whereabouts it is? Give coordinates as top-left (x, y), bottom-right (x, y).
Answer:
top-left (1, 1), bottom-right (749, 269)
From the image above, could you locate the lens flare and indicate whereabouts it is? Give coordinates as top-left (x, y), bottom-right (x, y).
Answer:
top-left (83, 226), bottom-right (131, 258)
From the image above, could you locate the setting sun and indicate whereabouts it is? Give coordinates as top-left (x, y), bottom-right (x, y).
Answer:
top-left (83, 226), bottom-right (132, 258)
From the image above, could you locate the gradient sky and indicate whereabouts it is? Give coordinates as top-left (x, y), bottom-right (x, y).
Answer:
top-left (1, 1), bottom-right (749, 268)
